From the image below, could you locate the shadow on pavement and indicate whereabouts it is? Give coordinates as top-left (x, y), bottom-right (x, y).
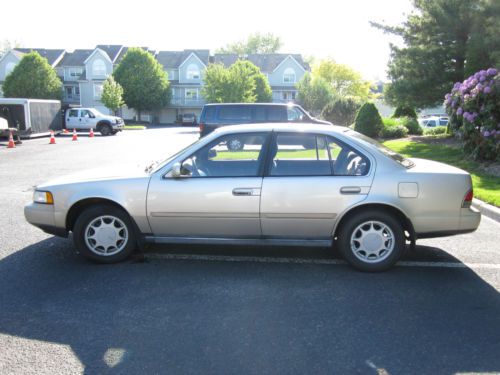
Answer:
top-left (0, 238), bottom-right (499, 374)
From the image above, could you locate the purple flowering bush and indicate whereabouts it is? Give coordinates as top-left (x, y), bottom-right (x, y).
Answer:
top-left (445, 68), bottom-right (500, 161)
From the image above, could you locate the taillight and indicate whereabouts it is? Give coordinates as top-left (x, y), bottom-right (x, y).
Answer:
top-left (462, 189), bottom-right (473, 208)
top-left (199, 122), bottom-right (204, 134)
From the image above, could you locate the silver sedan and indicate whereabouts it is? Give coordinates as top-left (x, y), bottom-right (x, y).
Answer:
top-left (24, 123), bottom-right (480, 272)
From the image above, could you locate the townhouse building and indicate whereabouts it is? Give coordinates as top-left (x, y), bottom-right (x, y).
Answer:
top-left (0, 45), bottom-right (310, 123)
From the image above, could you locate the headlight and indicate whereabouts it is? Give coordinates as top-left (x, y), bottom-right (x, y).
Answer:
top-left (33, 190), bottom-right (54, 204)
top-left (115, 118), bottom-right (122, 124)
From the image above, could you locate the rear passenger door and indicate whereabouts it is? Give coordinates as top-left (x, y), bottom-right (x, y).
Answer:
top-left (260, 132), bottom-right (374, 238)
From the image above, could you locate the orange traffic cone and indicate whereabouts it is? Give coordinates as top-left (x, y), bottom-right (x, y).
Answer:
top-left (49, 131), bottom-right (56, 144)
top-left (7, 131), bottom-right (15, 148)
top-left (72, 129), bottom-right (78, 141)
top-left (89, 128), bottom-right (94, 138)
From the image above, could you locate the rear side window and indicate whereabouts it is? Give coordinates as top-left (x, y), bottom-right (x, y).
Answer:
top-left (253, 106), bottom-right (267, 122)
top-left (218, 106), bottom-right (251, 121)
top-left (68, 109), bottom-right (78, 117)
top-left (202, 106), bottom-right (215, 122)
top-left (267, 106), bottom-right (286, 121)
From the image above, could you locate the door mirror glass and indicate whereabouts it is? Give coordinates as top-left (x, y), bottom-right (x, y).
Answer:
top-left (171, 162), bottom-right (182, 177)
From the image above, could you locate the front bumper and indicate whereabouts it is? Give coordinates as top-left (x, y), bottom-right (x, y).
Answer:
top-left (24, 202), bottom-right (68, 237)
top-left (112, 123), bottom-right (124, 131)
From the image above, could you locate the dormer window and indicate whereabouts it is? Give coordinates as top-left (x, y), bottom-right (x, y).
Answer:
top-left (186, 64), bottom-right (200, 80)
top-left (92, 59), bottom-right (106, 76)
top-left (283, 68), bottom-right (296, 83)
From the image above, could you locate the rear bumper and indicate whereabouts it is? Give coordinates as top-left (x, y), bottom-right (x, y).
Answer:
top-left (415, 207), bottom-right (481, 239)
top-left (24, 202), bottom-right (68, 237)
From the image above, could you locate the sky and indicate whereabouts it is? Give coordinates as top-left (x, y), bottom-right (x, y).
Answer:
top-left (0, 0), bottom-right (413, 81)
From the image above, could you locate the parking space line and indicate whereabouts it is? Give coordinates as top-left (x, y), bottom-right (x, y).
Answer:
top-left (145, 253), bottom-right (500, 270)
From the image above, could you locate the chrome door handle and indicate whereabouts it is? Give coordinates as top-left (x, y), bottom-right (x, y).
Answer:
top-left (340, 186), bottom-right (361, 194)
top-left (232, 188), bottom-right (260, 196)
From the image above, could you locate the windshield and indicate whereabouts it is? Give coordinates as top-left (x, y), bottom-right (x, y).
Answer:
top-left (145, 137), bottom-right (203, 174)
top-left (90, 109), bottom-right (104, 117)
top-left (346, 130), bottom-right (415, 168)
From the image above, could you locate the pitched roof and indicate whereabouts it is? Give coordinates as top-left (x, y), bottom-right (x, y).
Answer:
top-left (114, 47), bottom-right (154, 64)
top-left (213, 53), bottom-right (310, 72)
top-left (95, 45), bottom-right (124, 62)
top-left (13, 48), bottom-right (65, 66)
top-left (156, 50), bottom-right (210, 69)
top-left (57, 49), bottom-right (94, 67)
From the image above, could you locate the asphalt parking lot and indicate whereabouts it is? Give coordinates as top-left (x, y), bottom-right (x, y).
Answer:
top-left (0, 128), bottom-right (499, 374)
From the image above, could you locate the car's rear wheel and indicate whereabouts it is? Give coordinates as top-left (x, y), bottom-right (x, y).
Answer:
top-left (73, 205), bottom-right (136, 263)
top-left (227, 137), bottom-right (244, 151)
top-left (99, 124), bottom-right (112, 136)
top-left (337, 210), bottom-right (405, 272)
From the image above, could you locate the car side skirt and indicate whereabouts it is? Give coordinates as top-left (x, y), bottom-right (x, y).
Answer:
top-left (144, 236), bottom-right (333, 247)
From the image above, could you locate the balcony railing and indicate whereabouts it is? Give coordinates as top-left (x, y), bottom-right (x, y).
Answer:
top-left (170, 97), bottom-right (206, 107)
top-left (63, 94), bottom-right (80, 103)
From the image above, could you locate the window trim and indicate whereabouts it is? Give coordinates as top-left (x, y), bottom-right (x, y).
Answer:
top-left (283, 68), bottom-right (296, 84)
top-left (92, 59), bottom-right (106, 76)
top-left (185, 88), bottom-right (199, 100)
top-left (186, 63), bottom-right (200, 80)
top-left (93, 82), bottom-right (104, 99)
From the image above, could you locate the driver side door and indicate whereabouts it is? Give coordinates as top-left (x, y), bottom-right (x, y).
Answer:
top-left (146, 132), bottom-right (269, 238)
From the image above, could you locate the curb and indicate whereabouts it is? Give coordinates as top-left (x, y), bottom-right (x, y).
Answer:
top-left (472, 198), bottom-right (500, 223)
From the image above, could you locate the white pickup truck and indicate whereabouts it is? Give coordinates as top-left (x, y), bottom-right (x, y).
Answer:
top-left (65, 108), bottom-right (124, 136)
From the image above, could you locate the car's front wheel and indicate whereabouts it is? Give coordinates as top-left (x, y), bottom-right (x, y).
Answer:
top-left (73, 205), bottom-right (136, 263)
top-left (337, 210), bottom-right (405, 272)
top-left (98, 124), bottom-right (112, 136)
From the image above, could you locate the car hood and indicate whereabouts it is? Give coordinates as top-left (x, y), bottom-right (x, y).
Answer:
top-left (101, 115), bottom-right (121, 122)
top-left (37, 165), bottom-right (150, 188)
top-left (408, 158), bottom-right (468, 175)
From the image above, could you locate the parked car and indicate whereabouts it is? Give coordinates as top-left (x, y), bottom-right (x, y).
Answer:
top-left (199, 103), bottom-right (331, 150)
top-left (24, 123), bottom-right (480, 272)
top-left (418, 116), bottom-right (449, 128)
top-left (65, 108), bottom-right (124, 136)
top-left (180, 113), bottom-right (197, 125)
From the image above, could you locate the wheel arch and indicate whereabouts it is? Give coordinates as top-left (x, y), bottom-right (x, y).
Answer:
top-left (333, 203), bottom-right (416, 242)
top-left (96, 120), bottom-right (111, 128)
top-left (66, 198), bottom-right (137, 233)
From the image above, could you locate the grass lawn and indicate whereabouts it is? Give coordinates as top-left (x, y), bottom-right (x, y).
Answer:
top-left (124, 124), bottom-right (146, 130)
top-left (383, 138), bottom-right (500, 207)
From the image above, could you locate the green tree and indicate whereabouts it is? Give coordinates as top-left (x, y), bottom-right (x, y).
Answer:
top-left (233, 60), bottom-right (272, 102)
top-left (354, 103), bottom-right (383, 138)
top-left (217, 32), bottom-right (282, 55)
top-left (321, 97), bottom-right (361, 126)
top-left (113, 48), bottom-right (170, 119)
top-left (313, 59), bottom-right (372, 101)
top-left (392, 105), bottom-right (417, 119)
top-left (101, 76), bottom-right (124, 114)
top-left (202, 60), bottom-right (270, 103)
top-left (372, 0), bottom-right (500, 108)
top-left (297, 73), bottom-right (334, 115)
top-left (3, 51), bottom-right (61, 99)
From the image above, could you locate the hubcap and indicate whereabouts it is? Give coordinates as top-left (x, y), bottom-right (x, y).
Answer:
top-left (84, 215), bottom-right (128, 256)
top-left (350, 220), bottom-right (395, 263)
top-left (228, 139), bottom-right (242, 150)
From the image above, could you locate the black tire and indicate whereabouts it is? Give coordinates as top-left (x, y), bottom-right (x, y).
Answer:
top-left (227, 137), bottom-right (244, 151)
top-left (337, 210), bottom-right (405, 272)
top-left (99, 124), bottom-right (112, 136)
top-left (73, 205), bottom-right (137, 264)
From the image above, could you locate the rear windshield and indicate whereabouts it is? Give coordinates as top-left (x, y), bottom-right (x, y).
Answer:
top-left (347, 130), bottom-right (415, 168)
top-left (202, 106), bottom-right (216, 121)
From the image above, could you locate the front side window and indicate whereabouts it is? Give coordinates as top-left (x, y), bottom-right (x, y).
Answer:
top-left (287, 107), bottom-right (305, 122)
top-left (181, 133), bottom-right (267, 177)
top-left (80, 109), bottom-right (93, 118)
top-left (186, 64), bottom-right (200, 79)
top-left (92, 59), bottom-right (106, 76)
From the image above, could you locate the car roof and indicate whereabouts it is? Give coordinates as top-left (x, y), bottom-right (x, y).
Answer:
top-left (212, 122), bottom-right (347, 135)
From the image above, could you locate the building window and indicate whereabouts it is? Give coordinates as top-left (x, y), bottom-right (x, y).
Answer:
top-left (92, 59), bottom-right (106, 76)
top-left (185, 88), bottom-right (198, 100)
top-left (186, 64), bottom-right (200, 80)
top-left (94, 83), bottom-right (103, 99)
top-left (283, 68), bottom-right (296, 83)
top-left (69, 68), bottom-right (83, 78)
top-left (75, 86), bottom-right (80, 95)
top-left (5, 62), bottom-right (16, 76)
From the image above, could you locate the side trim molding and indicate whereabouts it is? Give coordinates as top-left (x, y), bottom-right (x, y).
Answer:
top-left (144, 236), bottom-right (333, 247)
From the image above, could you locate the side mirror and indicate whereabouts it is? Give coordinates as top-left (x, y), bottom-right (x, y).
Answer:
top-left (171, 162), bottom-right (182, 177)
